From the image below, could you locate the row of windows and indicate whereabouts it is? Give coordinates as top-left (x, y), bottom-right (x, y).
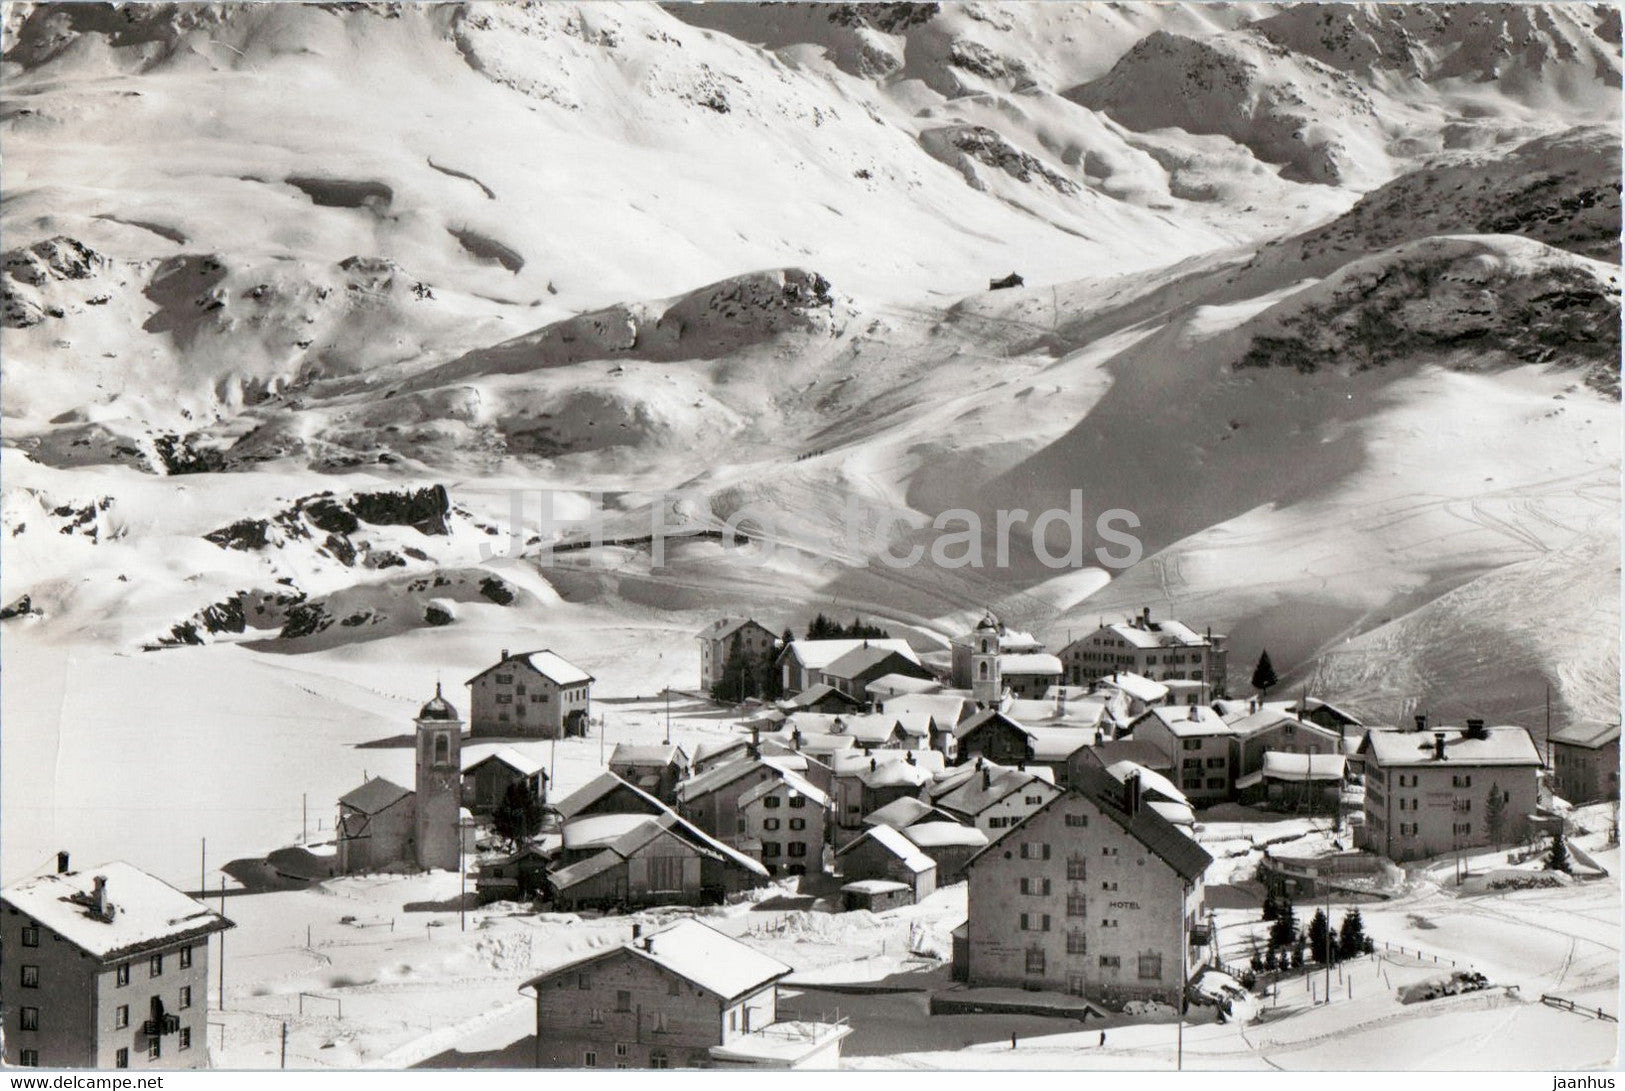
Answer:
top-left (1022, 948), bottom-right (1164, 981)
top-left (756, 817), bottom-right (808, 831)
top-left (760, 795), bottom-right (807, 809)
top-left (1183, 777), bottom-right (1228, 790)
top-left (111, 1028), bottom-right (191, 1068)
top-left (582, 1047), bottom-right (680, 1069)
top-left (23, 947), bottom-right (195, 992)
top-left (760, 842), bottom-right (808, 858)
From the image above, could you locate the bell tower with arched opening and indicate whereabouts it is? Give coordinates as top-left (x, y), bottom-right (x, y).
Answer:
top-left (414, 683), bottom-right (463, 871)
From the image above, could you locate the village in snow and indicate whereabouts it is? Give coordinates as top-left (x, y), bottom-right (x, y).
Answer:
top-left (1, 0), bottom-right (1621, 1076)
top-left (2, 608), bottom-right (1619, 1071)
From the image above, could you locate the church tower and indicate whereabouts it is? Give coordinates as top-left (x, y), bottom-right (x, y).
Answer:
top-left (971, 610), bottom-right (1003, 705)
top-left (413, 683), bottom-right (463, 871)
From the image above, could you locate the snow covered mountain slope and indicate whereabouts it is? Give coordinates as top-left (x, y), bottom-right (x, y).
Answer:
top-left (0, 2), bottom-right (1619, 878)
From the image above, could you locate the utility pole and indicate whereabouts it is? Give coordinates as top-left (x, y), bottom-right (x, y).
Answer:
top-left (302, 794), bottom-right (308, 845)
top-left (459, 815), bottom-right (468, 933)
top-left (280, 1021), bottom-right (288, 1069)
top-left (1177, 881), bottom-right (1186, 1071)
top-left (665, 689), bottom-right (672, 745)
top-left (1323, 880), bottom-right (1332, 1002)
top-left (1545, 685), bottom-right (1552, 768)
top-left (218, 877), bottom-right (227, 1011)
top-left (200, 838), bottom-right (206, 896)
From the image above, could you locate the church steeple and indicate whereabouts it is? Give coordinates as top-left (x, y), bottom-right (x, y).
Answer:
top-left (414, 681), bottom-right (463, 871)
top-left (972, 610), bottom-right (1002, 704)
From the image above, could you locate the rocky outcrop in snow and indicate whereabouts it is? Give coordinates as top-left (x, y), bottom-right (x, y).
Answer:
top-left (1234, 235), bottom-right (1621, 396)
top-left (2, 237), bottom-right (110, 327)
top-left (919, 124), bottom-right (1078, 194)
top-left (1070, 29), bottom-right (1390, 186)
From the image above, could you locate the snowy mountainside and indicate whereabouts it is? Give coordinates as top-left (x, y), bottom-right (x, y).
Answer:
top-left (0, 2), bottom-right (1620, 879)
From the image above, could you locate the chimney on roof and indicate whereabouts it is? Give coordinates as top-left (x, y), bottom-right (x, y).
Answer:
top-left (749, 722), bottom-right (761, 759)
top-left (56, 851), bottom-right (69, 875)
top-left (906, 751), bottom-right (916, 766)
top-left (982, 768), bottom-right (991, 790)
top-left (1058, 689), bottom-right (1068, 717)
top-left (501, 648), bottom-right (509, 661)
top-left (632, 923), bottom-right (643, 940)
top-left (91, 875), bottom-right (111, 921)
top-left (1414, 713), bottom-right (1428, 733)
top-left (1017, 760), bottom-right (1026, 772)
top-left (1249, 698), bottom-right (1257, 713)
top-left (791, 727), bottom-right (803, 751)
top-left (643, 936), bottom-right (654, 952)
top-left (870, 758), bottom-right (877, 772)
top-left (1433, 732), bottom-right (1447, 761)
top-left (1095, 729), bottom-right (1104, 746)
top-left (1465, 718), bottom-right (1487, 740)
top-left (1142, 607), bottom-right (1151, 627)
top-left (1125, 771), bottom-right (1142, 816)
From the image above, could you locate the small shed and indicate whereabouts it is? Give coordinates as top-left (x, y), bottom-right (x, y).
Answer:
top-left (841, 879), bottom-right (912, 913)
top-left (834, 825), bottom-right (937, 903)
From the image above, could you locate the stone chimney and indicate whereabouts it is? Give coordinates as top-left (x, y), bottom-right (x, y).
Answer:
top-left (1414, 713), bottom-right (1428, 733)
top-left (500, 648), bottom-right (509, 661)
top-left (632, 922), bottom-right (643, 940)
top-left (1465, 718), bottom-right (1487, 740)
top-left (982, 768), bottom-right (992, 790)
top-left (1433, 732), bottom-right (1447, 761)
top-left (56, 851), bottom-right (69, 875)
top-left (1125, 770), bottom-right (1142, 816)
top-left (1142, 607), bottom-right (1151, 627)
top-left (91, 875), bottom-right (112, 921)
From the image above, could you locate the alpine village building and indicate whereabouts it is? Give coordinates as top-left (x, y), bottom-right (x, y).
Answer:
top-left (520, 919), bottom-right (849, 1069)
top-left (960, 763), bottom-right (1212, 1009)
top-left (1359, 718), bottom-right (1543, 862)
top-left (466, 649), bottom-right (594, 738)
top-left (0, 857), bottom-right (234, 1069)
top-left (1058, 609), bottom-right (1227, 698)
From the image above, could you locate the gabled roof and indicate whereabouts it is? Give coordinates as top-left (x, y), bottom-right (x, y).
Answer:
top-left (1133, 706), bottom-right (1229, 737)
top-left (882, 693), bottom-right (971, 726)
top-left (820, 644), bottom-right (929, 681)
top-left (862, 797), bottom-right (943, 829)
top-left (676, 755), bottom-right (781, 803)
top-left (561, 813), bottom-right (654, 852)
top-left (954, 708), bottom-right (1027, 740)
top-left (932, 763), bottom-right (1059, 815)
top-left (522, 919), bottom-right (790, 1003)
top-left (738, 768), bottom-right (829, 809)
top-left (1361, 726), bottom-right (1543, 768)
top-left (1022, 727), bottom-right (1093, 762)
top-left (466, 649), bottom-right (593, 688)
top-left (965, 763), bottom-right (1211, 884)
top-left (1103, 760), bottom-right (1188, 807)
top-left (829, 748), bottom-right (946, 785)
top-left (1073, 739), bottom-right (1174, 772)
top-left (552, 771), bottom-right (667, 820)
top-left (866, 673), bottom-right (942, 697)
top-left (462, 746), bottom-right (545, 778)
top-left (776, 683), bottom-right (864, 711)
top-left (1, 862), bottom-right (234, 963)
top-left (1260, 752), bottom-right (1347, 781)
top-left (1094, 671), bottom-right (1169, 704)
top-left (1227, 710), bottom-right (1342, 743)
top-left (697, 617), bottom-right (774, 643)
top-left (834, 824), bottom-right (935, 874)
top-left (609, 743), bottom-right (689, 768)
top-left (1550, 721), bottom-right (1622, 749)
top-left (339, 776), bottom-right (413, 815)
top-left (780, 639), bottom-right (919, 671)
top-left (902, 822), bottom-right (989, 850)
top-left (998, 653), bottom-right (1063, 676)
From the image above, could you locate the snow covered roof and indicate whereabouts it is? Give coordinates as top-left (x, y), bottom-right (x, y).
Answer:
top-left (693, 737), bottom-right (750, 765)
top-left (1, 862), bottom-right (234, 963)
top-left (998, 653), bottom-right (1062, 676)
top-left (1023, 727), bottom-right (1093, 761)
top-left (609, 743), bottom-right (688, 767)
top-left (738, 769), bottom-right (829, 809)
top-left (561, 813), bottom-right (653, 851)
top-left (769, 728), bottom-right (858, 757)
top-left (462, 746), bottom-right (544, 778)
top-left (864, 760), bottom-right (936, 789)
top-left (821, 644), bottom-right (926, 681)
top-left (1104, 760), bottom-right (1188, 806)
top-left (953, 622), bottom-right (1043, 652)
top-left (1095, 671), bottom-right (1169, 704)
top-left (866, 673), bottom-right (942, 697)
top-left (1075, 739), bottom-right (1173, 772)
top-left (708, 1020), bottom-right (854, 1065)
top-left (862, 797), bottom-right (940, 829)
top-left (524, 919), bottom-right (791, 1003)
top-left (881, 694), bottom-right (969, 727)
top-left (1260, 752), bottom-right (1347, 781)
top-left (933, 764), bottom-right (1059, 816)
top-left (780, 639), bottom-right (919, 671)
top-left (1550, 721), bottom-right (1621, 749)
top-left (416, 683), bottom-right (461, 722)
top-left (902, 822), bottom-right (989, 849)
top-left (697, 617), bottom-right (773, 642)
top-left (467, 649), bottom-right (593, 687)
top-left (339, 776), bottom-right (413, 815)
top-left (1362, 726), bottom-right (1543, 768)
top-left (1137, 706), bottom-right (1230, 737)
top-left (1227, 710), bottom-right (1343, 743)
top-left (776, 683), bottom-right (863, 711)
top-left (829, 748), bottom-right (946, 777)
top-left (841, 879), bottom-right (910, 895)
top-left (551, 771), bottom-right (666, 820)
top-left (1148, 801), bottom-right (1195, 827)
top-left (835, 825), bottom-right (935, 874)
top-left (676, 756), bottom-right (772, 802)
